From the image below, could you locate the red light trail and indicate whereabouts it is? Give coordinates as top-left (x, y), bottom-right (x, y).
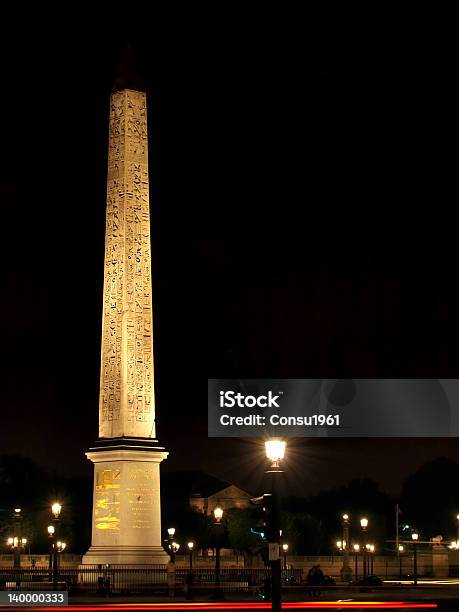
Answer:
top-left (16, 600), bottom-right (438, 611)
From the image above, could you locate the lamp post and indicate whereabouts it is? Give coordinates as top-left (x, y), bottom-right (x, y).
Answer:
top-left (368, 544), bottom-right (375, 575)
top-left (166, 530), bottom-right (178, 599)
top-left (456, 514), bottom-right (459, 549)
top-left (360, 518), bottom-right (368, 580)
top-left (353, 544), bottom-right (360, 580)
top-left (50, 502), bottom-right (62, 589)
top-left (213, 505), bottom-right (224, 599)
top-left (265, 439), bottom-right (286, 612)
top-left (398, 545), bottom-right (404, 579)
top-left (56, 541), bottom-right (66, 576)
top-left (12, 508), bottom-right (23, 569)
top-left (47, 525), bottom-right (55, 578)
top-left (341, 514), bottom-right (352, 581)
top-left (7, 537), bottom-right (27, 570)
top-left (167, 528), bottom-right (176, 562)
top-left (411, 532), bottom-right (419, 586)
top-left (282, 544), bottom-right (288, 571)
top-left (187, 542), bottom-right (194, 570)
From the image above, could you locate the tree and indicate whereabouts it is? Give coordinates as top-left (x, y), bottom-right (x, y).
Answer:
top-left (280, 510), bottom-right (322, 555)
top-left (162, 507), bottom-right (212, 551)
top-left (289, 479), bottom-right (394, 554)
top-left (400, 458), bottom-right (459, 541)
top-left (225, 507), bottom-right (264, 566)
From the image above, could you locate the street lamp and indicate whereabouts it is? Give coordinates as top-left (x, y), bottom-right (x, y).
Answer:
top-left (167, 528), bottom-right (176, 562)
top-left (368, 544), bottom-right (375, 575)
top-left (353, 544), bottom-right (360, 580)
top-left (187, 542), bottom-right (194, 570)
top-left (265, 439), bottom-right (286, 612)
top-left (265, 440), bottom-right (286, 467)
top-left (47, 525), bottom-right (54, 581)
top-left (282, 544), bottom-right (289, 571)
top-left (55, 542), bottom-right (66, 576)
top-left (360, 518), bottom-right (369, 580)
top-left (341, 513), bottom-right (352, 581)
top-left (51, 503), bottom-right (62, 519)
top-left (50, 502), bottom-right (62, 589)
top-left (214, 506), bottom-right (224, 522)
top-left (456, 514), bottom-right (459, 548)
top-left (411, 532), bottom-right (419, 586)
top-left (12, 508), bottom-right (23, 569)
top-left (7, 535), bottom-right (27, 570)
top-left (398, 545), bottom-right (404, 579)
top-left (213, 505), bottom-right (224, 599)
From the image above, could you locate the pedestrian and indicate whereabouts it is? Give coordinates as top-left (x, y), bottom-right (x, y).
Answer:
top-left (306, 565), bottom-right (317, 597)
top-left (313, 564), bottom-right (324, 596)
top-left (185, 571), bottom-right (194, 600)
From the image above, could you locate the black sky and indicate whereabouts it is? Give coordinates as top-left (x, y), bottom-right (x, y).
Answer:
top-left (1, 15), bottom-right (458, 496)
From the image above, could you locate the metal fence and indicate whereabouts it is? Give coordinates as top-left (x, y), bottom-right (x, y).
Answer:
top-left (0, 566), bottom-right (167, 594)
top-left (0, 566), bottom-right (303, 595)
top-left (176, 567), bottom-right (303, 591)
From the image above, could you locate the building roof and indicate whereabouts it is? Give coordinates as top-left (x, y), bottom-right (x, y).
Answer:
top-left (162, 470), bottom-right (252, 499)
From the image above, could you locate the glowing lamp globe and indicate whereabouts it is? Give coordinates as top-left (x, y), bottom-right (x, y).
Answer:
top-left (265, 440), bottom-right (286, 462)
top-left (214, 506), bottom-right (224, 521)
top-left (51, 502), bottom-right (62, 518)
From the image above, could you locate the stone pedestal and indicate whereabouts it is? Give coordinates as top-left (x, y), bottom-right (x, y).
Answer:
top-left (82, 444), bottom-right (169, 566)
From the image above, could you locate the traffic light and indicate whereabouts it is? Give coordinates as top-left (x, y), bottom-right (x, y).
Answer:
top-left (263, 493), bottom-right (277, 542)
top-left (250, 493), bottom-right (280, 543)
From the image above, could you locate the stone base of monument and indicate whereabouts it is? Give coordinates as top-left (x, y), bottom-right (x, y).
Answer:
top-left (84, 443), bottom-right (169, 567)
top-left (81, 546), bottom-right (170, 566)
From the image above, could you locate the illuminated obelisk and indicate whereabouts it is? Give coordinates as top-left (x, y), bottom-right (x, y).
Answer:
top-left (83, 52), bottom-right (169, 565)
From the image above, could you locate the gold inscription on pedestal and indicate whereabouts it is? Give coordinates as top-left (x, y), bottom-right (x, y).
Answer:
top-left (126, 465), bottom-right (154, 530)
top-left (95, 468), bottom-right (121, 532)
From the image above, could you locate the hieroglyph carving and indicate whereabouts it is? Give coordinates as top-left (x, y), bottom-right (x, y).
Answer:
top-left (99, 89), bottom-right (155, 439)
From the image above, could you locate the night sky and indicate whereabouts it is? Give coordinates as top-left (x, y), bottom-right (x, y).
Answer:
top-left (1, 15), bottom-right (458, 498)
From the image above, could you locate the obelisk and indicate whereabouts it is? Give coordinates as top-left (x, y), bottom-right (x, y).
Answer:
top-left (82, 50), bottom-right (169, 566)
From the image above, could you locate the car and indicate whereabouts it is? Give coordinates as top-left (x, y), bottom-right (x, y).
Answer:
top-left (321, 575), bottom-right (336, 586)
top-left (352, 575), bottom-right (383, 587)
